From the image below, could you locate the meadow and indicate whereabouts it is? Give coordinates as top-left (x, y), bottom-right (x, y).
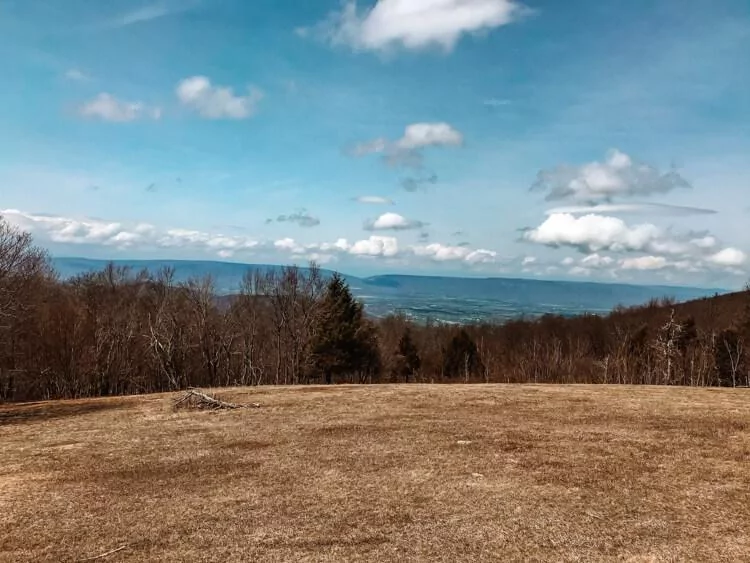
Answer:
top-left (2, 385), bottom-right (749, 562)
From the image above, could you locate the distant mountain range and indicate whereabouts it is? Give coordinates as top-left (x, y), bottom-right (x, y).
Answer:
top-left (52, 258), bottom-right (726, 324)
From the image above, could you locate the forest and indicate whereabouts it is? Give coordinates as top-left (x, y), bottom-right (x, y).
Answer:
top-left (1, 216), bottom-right (749, 402)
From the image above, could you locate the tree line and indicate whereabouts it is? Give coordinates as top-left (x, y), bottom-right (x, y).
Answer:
top-left (1, 217), bottom-right (749, 402)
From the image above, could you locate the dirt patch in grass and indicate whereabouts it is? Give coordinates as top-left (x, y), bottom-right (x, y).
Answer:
top-left (1, 384), bottom-right (749, 562)
top-left (0, 396), bottom-right (132, 427)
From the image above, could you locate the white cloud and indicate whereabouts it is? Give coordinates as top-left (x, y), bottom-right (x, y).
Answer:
top-left (365, 212), bottom-right (426, 231)
top-left (119, 5), bottom-right (172, 26)
top-left (709, 248), bottom-right (747, 267)
top-left (351, 122), bottom-right (463, 169)
top-left (689, 235), bottom-right (718, 250)
top-left (396, 122), bottom-right (463, 150)
top-left (274, 238), bottom-right (303, 252)
top-left (65, 69), bottom-right (90, 81)
top-left (79, 93), bottom-right (161, 122)
top-left (106, 3), bottom-right (195, 28)
top-left (176, 76), bottom-right (264, 119)
top-left (306, 0), bottom-right (526, 52)
top-left (532, 149), bottom-right (692, 202)
top-left (465, 249), bottom-right (498, 264)
top-left (524, 213), bottom-right (663, 254)
top-left (620, 256), bottom-right (669, 271)
top-left (158, 229), bottom-right (260, 253)
top-left (273, 236), bottom-right (400, 259)
top-left (317, 239), bottom-right (352, 253)
top-left (524, 212), bottom-right (747, 279)
top-left (3, 209), bottom-right (142, 248)
top-left (354, 195), bottom-right (395, 205)
top-left (524, 213), bottom-right (747, 273)
top-left (349, 236), bottom-right (400, 257)
top-left (581, 253), bottom-right (615, 268)
top-left (412, 242), bottom-right (496, 264)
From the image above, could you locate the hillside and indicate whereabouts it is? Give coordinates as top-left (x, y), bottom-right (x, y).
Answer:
top-left (2, 385), bottom-right (748, 562)
top-left (52, 257), bottom-right (725, 322)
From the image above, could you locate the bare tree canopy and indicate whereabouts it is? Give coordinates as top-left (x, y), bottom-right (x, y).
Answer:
top-left (1, 217), bottom-right (750, 402)
top-left (0, 216), bottom-right (51, 322)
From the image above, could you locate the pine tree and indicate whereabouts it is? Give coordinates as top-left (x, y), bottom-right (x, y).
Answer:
top-left (442, 330), bottom-right (483, 381)
top-left (395, 327), bottom-right (421, 383)
top-left (309, 273), bottom-right (381, 384)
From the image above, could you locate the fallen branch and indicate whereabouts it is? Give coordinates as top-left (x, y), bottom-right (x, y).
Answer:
top-left (173, 389), bottom-right (260, 411)
top-left (76, 544), bottom-right (128, 561)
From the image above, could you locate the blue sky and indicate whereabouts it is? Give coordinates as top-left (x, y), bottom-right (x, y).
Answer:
top-left (1, 0), bottom-right (749, 287)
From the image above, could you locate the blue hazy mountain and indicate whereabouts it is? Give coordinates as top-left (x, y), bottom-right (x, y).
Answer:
top-left (52, 258), bottom-right (724, 324)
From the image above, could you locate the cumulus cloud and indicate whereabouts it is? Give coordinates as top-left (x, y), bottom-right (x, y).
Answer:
top-left (546, 202), bottom-right (716, 217)
top-left (532, 149), bottom-right (692, 202)
top-left (4, 209), bottom-right (508, 269)
top-left (277, 236), bottom-right (505, 268)
top-left (303, 0), bottom-right (527, 52)
top-left (176, 76), bottom-right (264, 119)
top-left (351, 122), bottom-right (463, 170)
top-left (523, 213), bottom-right (740, 260)
top-left (524, 213), bottom-right (664, 254)
top-left (274, 238), bottom-right (303, 252)
top-left (364, 212), bottom-right (426, 231)
top-left (349, 236), bottom-right (400, 257)
top-left (3, 209), bottom-right (147, 248)
top-left (158, 229), bottom-right (260, 255)
top-left (709, 248), bottom-right (747, 267)
top-left (273, 210), bottom-right (321, 228)
top-left (354, 195), bottom-right (395, 205)
top-left (412, 242), bottom-right (497, 264)
top-left (2, 209), bottom-right (260, 255)
top-left (276, 236), bottom-right (399, 259)
top-left (396, 123), bottom-right (463, 150)
top-left (78, 93), bottom-right (161, 122)
top-left (524, 212), bottom-right (747, 278)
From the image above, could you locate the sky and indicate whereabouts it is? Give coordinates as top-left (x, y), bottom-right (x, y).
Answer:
top-left (1, 0), bottom-right (749, 288)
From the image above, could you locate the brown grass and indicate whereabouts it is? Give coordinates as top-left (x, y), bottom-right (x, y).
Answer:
top-left (1, 385), bottom-right (749, 562)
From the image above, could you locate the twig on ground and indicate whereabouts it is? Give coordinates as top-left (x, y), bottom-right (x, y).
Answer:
top-left (76, 544), bottom-right (128, 561)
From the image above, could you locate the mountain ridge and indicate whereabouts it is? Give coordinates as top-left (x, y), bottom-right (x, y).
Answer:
top-left (51, 257), bottom-right (727, 323)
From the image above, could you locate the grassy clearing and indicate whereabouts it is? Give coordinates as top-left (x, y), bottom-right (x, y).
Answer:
top-left (2, 385), bottom-right (749, 562)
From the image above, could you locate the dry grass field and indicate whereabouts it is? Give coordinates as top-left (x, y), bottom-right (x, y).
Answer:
top-left (2, 385), bottom-right (749, 562)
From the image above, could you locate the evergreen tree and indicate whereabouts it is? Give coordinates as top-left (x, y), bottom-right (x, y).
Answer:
top-left (442, 330), bottom-right (483, 381)
top-left (394, 327), bottom-right (421, 383)
top-left (310, 273), bottom-right (381, 384)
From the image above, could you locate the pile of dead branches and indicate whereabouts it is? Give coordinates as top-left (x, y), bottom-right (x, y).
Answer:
top-left (173, 388), bottom-right (260, 411)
